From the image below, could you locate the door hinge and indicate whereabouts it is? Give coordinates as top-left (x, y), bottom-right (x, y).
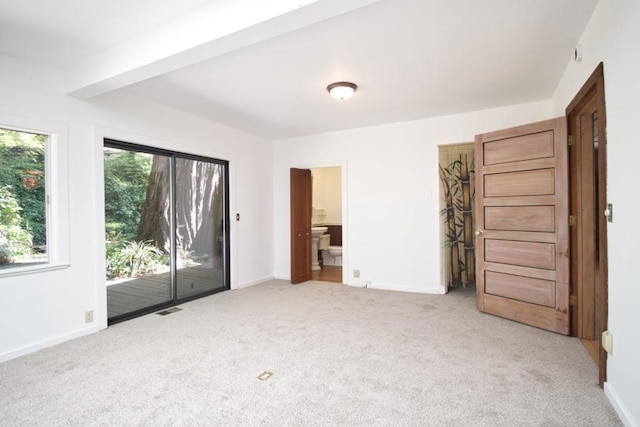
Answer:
top-left (569, 215), bottom-right (577, 226)
top-left (569, 294), bottom-right (577, 306)
top-left (568, 135), bottom-right (575, 146)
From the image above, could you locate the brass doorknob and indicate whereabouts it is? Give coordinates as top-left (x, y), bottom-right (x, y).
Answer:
top-left (475, 229), bottom-right (484, 236)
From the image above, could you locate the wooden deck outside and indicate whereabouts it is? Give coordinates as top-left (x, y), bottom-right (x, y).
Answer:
top-left (107, 265), bottom-right (225, 318)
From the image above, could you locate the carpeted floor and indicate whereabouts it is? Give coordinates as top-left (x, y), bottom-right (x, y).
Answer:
top-left (0, 280), bottom-right (621, 426)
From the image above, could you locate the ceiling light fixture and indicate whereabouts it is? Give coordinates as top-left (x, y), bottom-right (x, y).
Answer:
top-left (327, 82), bottom-right (357, 101)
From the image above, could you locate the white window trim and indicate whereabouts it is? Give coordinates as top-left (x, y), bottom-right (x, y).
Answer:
top-left (0, 120), bottom-right (70, 278)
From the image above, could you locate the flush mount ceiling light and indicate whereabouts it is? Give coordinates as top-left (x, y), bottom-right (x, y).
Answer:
top-left (327, 82), bottom-right (357, 101)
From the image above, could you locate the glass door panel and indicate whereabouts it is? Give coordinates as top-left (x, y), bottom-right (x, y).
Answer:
top-left (175, 158), bottom-right (226, 299)
top-left (105, 147), bottom-right (172, 319)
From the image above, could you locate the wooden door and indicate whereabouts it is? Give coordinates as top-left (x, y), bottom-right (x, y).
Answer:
top-left (290, 168), bottom-right (312, 284)
top-left (475, 117), bottom-right (570, 334)
top-left (569, 94), bottom-right (598, 339)
top-left (566, 62), bottom-right (608, 386)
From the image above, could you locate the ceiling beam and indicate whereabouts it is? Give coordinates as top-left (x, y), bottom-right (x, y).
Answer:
top-left (66, 0), bottom-right (380, 98)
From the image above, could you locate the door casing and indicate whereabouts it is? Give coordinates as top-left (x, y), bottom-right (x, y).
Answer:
top-left (566, 62), bottom-right (608, 387)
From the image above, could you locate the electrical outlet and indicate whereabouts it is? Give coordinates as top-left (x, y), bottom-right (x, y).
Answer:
top-left (353, 269), bottom-right (360, 278)
top-left (602, 330), bottom-right (613, 354)
top-left (84, 310), bottom-right (94, 323)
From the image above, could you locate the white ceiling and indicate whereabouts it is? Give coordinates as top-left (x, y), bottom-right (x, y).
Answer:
top-left (0, 0), bottom-right (599, 139)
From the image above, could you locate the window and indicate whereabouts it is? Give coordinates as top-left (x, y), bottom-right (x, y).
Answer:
top-left (0, 125), bottom-right (69, 276)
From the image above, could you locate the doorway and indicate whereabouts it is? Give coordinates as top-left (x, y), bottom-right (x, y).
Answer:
top-left (566, 63), bottom-right (608, 386)
top-left (438, 142), bottom-right (476, 292)
top-left (104, 140), bottom-right (230, 324)
top-left (290, 164), bottom-right (347, 285)
top-left (310, 167), bottom-right (343, 283)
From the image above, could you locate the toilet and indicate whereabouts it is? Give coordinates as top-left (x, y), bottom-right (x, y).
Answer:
top-left (322, 245), bottom-right (342, 266)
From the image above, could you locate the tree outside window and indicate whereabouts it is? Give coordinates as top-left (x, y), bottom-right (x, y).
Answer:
top-left (0, 128), bottom-right (47, 268)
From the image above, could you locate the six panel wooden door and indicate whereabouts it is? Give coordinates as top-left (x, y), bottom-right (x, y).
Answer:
top-left (475, 117), bottom-right (570, 334)
top-left (290, 168), bottom-right (312, 284)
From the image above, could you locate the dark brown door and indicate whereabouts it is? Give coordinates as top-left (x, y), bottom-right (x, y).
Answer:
top-left (475, 117), bottom-right (570, 335)
top-left (567, 62), bottom-right (608, 386)
top-left (290, 168), bottom-right (312, 284)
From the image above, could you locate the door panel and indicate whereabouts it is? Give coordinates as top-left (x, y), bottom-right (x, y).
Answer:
top-left (484, 169), bottom-right (555, 197)
top-left (485, 239), bottom-right (555, 270)
top-left (484, 130), bottom-right (554, 165)
top-left (105, 147), bottom-right (172, 320)
top-left (290, 168), bottom-right (312, 284)
top-left (485, 206), bottom-right (555, 232)
top-left (476, 117), bottom-right (569, 335)
top-left (175, 158), bottom-right (226, 299)
top-left (485, 271), bottom-right (555, 307)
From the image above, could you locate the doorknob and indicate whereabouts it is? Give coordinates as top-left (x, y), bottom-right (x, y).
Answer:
top-left (298, 233), bottom-right (301, 237)
top-left (475, 229), bottom-right (484, 236)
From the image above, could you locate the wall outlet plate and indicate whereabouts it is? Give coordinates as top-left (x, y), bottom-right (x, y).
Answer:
top-left (84, 310), bottom-right (94, 323)
top-left (602, 330), bottom-right (613, 354)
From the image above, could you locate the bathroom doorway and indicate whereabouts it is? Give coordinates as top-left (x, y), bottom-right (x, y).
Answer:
top-left (290, 163), bottom-right (346, 285)
top-left (310, 166), bottom-right (342, 283)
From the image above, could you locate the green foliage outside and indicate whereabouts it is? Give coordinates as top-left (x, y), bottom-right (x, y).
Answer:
top-left (103, 149), bottom-right (152, 238)
top-left (106, 237), bottom-right (166, 279)
top-left (0, 186), bottom-right (34, 263)
top-left (103, 148), bottom-right (165, 279)
top-left (0, 133), bottom-right (163, 275)
top-left (0, 130), bottom-right (45, 264)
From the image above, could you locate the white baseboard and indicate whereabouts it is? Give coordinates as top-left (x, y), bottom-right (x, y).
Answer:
top-left (274, 274), bottom-right (290, 281)
top-left (0, 324), bottom-right (101, 363)
top-left (347, 281), bottom-right (442, 294)
top-left (605, 382), bottom-right (638, 427)
top-left (235, 276), bottom-right (275, 289)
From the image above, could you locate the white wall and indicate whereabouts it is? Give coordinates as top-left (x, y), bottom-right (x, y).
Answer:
top-left (273, 100), bottom-right (552, 292)
top-left (0, 55), bottom-right (274, 361)
top-left (312, 166), bottom-right (342, 224)
top-left (551, 1), bottom-right (640, 425)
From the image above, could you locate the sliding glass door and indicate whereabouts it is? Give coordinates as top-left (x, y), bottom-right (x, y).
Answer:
top-left (175, 157), bottom-right (227, 298)
top-left (104, 140), bottom-right (229, 324)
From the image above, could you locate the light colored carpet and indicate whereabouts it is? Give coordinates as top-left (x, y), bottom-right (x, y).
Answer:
top-left (0, 280), bottom-right (621, 426)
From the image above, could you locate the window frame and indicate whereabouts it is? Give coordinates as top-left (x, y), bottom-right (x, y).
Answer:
top-left (0, 121), bottom-right (70, 278)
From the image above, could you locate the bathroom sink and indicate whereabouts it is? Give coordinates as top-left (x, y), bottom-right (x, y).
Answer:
top-left (311, 226), bottom-right (328, 238)
top-left (310, 226), bottom-right (328, 271)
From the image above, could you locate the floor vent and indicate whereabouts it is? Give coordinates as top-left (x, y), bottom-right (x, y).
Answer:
top-left (257, 371), bottom-right (273, 381)
top-left (157, 307), bottom-right (182, 316)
